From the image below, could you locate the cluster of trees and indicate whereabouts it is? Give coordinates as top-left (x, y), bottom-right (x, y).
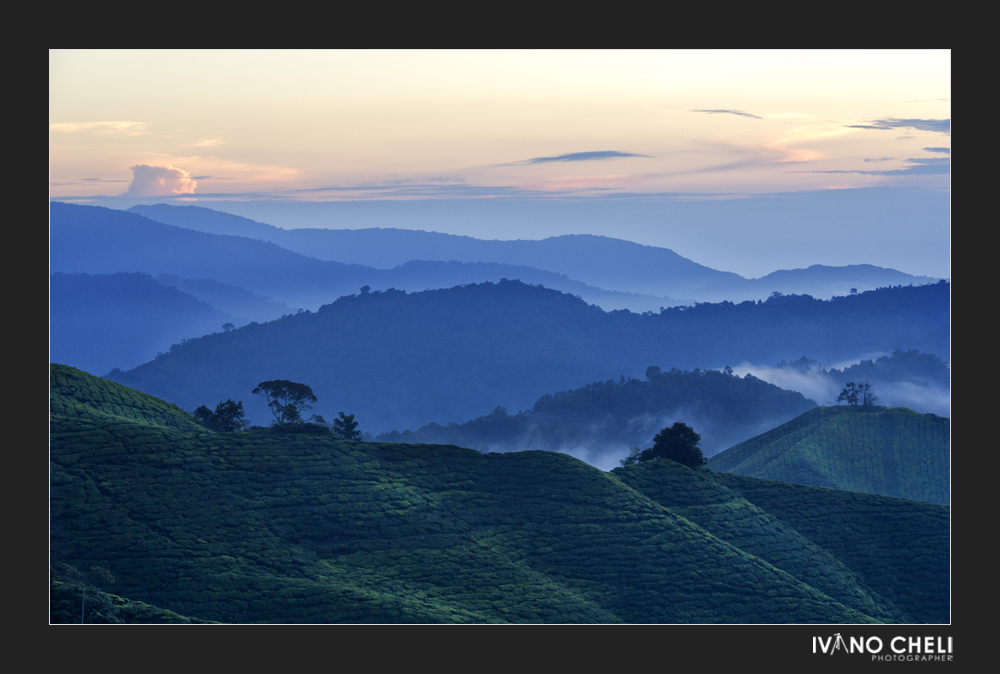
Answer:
top-left (195, 380), bottom-right (363, 440)
top-left (619, 422), bottom-right (706, 468)
top-left (836, 382), bottom-right (878, 408)
top-left (193, 399), bottom-right (247, 432)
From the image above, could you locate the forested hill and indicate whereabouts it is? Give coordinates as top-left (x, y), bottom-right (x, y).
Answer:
top-left (51, 365), bottom-right (949, 623)
top-left (376, 366), bottom-right (817, 461)
top-left (107, 279), bottom-right (950, 433)
top-left (707, 406), bottom-right (950, 503)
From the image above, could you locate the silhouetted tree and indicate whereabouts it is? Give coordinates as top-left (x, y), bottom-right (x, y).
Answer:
top-left (213, 399), bottom-right (247, 431)
top-left (332, 412), bottom-right (362, 440)
top-left (619, 447), bottom-right (642, 467)
top-left (837, 381), bottom-right (878, 409)
top-left (193, 399), bottom-right (247, 431)
top-left (193, 405), bottom-right (215, 427)
top-left (639, 422), bottom-right (706, 467)
top-left (222, 322), bottom-right (235, 332)
top-left (252, 380), bottom-right (317, 424)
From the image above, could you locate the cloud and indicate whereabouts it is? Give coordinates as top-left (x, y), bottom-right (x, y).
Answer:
top-left (845, 117), bottom-right (950, 134)
top-left (691, 109), bottom-right (762, 119)
top-left (50, 121), bottom-right (147, 136)
top-left (511, 151), bottom-right (652, 165)
top-left (923, 147), bottom-right (950, 154)
top-left (797, 156), bottom-right (950, 177)
top-left (864, 157), bottom-right (894, 163)
top-left (191, 138), bottom-right (224, 147)
top-left (123, 164), bottom-right (198, 196)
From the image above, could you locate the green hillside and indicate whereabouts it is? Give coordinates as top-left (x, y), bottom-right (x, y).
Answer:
top-left (706, 406), bottom-right (950, 504)
top-left (50, 365), bottom-right (948, 623)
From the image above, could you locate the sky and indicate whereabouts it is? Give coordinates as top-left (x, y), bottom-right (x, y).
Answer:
top-left (50, 50), bottom-right (950, 278)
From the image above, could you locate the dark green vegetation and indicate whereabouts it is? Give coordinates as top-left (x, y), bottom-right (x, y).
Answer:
top-left (193, 399), bottom-right (247, 432)
top-left (377, 365), bottom-right (815, 458)
top-left (50, 562), bottom-right (215, 623)
top-left (707, 406), bottom-right (950, 504)
top-left (51, 365), bottom-right (948, 623)
top-left (642, 422), bottom-right (706, 467)
top-left (105, 278), bottom-right (948, 433)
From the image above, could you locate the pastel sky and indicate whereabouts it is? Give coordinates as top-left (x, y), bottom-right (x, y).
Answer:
top-left (50, 50), bottom-right (949, 200)
top-left (49, 50), bottom-right (950, 278)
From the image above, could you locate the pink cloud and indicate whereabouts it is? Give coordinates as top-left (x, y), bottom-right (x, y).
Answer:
top-left (123, 164), bottom-right (198, 196)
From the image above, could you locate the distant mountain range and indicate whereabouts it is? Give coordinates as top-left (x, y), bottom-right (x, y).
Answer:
top-left (127, 202), bottom-right (940, 302)
top-left (51, 203), bottom-right (681, 313)
top-left (50, 364), bottom-right (949, 623)
top-left (708, 405), bottom-right (949, 503)
top-left (104, 278), bottom-right (949, 433)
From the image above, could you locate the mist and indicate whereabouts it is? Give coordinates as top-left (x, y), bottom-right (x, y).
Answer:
top-left (732, 353), bottom-right (951, 417)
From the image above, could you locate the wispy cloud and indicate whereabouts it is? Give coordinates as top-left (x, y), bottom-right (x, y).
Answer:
top-left (923, 147), bottom-right (950, 154)
top-left (797, 156), bottom-right (950, 177)
top-left (520, 174), bottom-right (634, 192)
top-left (692, 109), bottom-right (762, 119)
top-left (845, 117), bottom-right (950, 134)
top-left (50, 121), bottom-right (148, 136)
top-left (123, 164), bottom-right (198, 196)
top-left (191, 138), bottom-right (224, 147)
top-left (864, 157), bottom-right (894, 163)
top-left (508, 151), bottom-right (652, 165)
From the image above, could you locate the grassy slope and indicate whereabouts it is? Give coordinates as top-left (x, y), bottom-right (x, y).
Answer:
top-left (706, 406), bottom-right (950, 504)
top-left (50, 365), bottom-right (947, 623)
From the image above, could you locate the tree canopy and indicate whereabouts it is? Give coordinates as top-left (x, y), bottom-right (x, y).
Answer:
top-left (639, 422), bottom-right (706, 467)
top-left (332, 412), bottom-right (362, 441)
top-left (193, 399), bottom-right (247, 432)
top-left (252, 380), bottom-right (317, 424)
top-left (837, 382), bottom-right (878, 409)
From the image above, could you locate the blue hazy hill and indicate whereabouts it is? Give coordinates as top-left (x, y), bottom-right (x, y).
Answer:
top-left (53, 202), bottom-right (681, 313)
top-left (128, 203), bottom-right (938, 301)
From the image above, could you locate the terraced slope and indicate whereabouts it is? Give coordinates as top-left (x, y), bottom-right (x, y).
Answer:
top-left (710, 473), bottom-right (950, 624)
top-left (50, 366), bottom-right (948, 623)
top-left (50, 363), bottom-right (205, 432)
top-left (706, 406), bottom-right (950, 504)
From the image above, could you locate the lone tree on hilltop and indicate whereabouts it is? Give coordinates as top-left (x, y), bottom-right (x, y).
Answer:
top-left (332, 412), bottom-right (362, 440)
top-left (253, 380), bottom-right (317, 424)
top-left (639, 422), bottom-right (706, 467)
top-left (837, 381), bottom-right (878, 409)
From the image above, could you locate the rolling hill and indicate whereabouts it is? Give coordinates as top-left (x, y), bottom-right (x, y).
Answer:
top-left (707, 406), bottom-right (950, 503)
top-left (375, 365), bottom-right (817, 464)
top-left (50, 365), bottom-right (949, 623)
